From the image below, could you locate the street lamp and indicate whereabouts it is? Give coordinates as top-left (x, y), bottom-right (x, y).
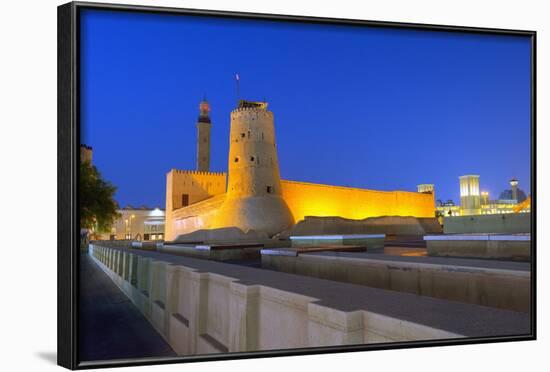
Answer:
top-left (129, 214), bottom-right (135, 240)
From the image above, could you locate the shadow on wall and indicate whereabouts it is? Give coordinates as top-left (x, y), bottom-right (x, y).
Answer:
top-left (277, 215), bottom-right (442, 239)
top-left (173, 227), bottom-right (269, 244)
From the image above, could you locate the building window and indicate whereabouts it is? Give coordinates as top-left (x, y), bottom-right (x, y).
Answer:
top-left (182, 194), bottom-right (189, 207)
top-left (241, 133), bottom-right (245, 138)
top-left (250, 156), bottom-right (255, 162)
top-left (234, 157), bottom-right (239, 163)
top-left (144, 233), bottom-right (150, 241)
top-left (266, 186), bottom-right (273, 194)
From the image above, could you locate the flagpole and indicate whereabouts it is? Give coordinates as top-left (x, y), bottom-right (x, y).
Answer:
top-left (235, 73), bottom-right (240, 105)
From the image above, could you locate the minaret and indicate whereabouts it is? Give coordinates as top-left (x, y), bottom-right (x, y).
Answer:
top-left (196, 98), bottom-right (211, 171)
top-left (510, 178), bottom-right (519, 201)
top-left (213, 100), bottom-right (294, 236)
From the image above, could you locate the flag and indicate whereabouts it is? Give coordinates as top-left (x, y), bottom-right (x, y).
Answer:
top-left (235, 73), bottom-right (240, 81)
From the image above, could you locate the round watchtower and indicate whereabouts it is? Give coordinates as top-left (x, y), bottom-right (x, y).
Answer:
top-left (214, 100), bottom-right (294, 236)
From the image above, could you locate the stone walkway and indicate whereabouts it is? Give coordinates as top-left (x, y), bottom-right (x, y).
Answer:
top-left (79, 254), bottom-right (176, 362)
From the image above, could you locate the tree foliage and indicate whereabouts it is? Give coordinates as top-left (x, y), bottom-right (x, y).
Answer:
top-left (80, 161), bottom-right (119, 234)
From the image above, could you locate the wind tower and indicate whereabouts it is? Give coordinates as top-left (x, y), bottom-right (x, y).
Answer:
top-left (459, 175), bottom-right (481, 215)
top-left (214, 100), bottom-right (294, 236)
top-left (196, 98), bottom-right (211, 171)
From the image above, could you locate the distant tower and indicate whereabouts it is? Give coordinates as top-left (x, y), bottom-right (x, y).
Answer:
top-left (214, 100), bottom-right (294, 236)
top-left (480, 191), bottom-right (489, 205)
top-left (80, 144), bottom-right (93, 164)
top-left (510, 178), bottom-right (519, 201)
top-left (196, 98), bottom-right (211, 171)
top-left (417, 184), bottom-right (434, 194)
top-left (459, 175), bottom-right (481, 215)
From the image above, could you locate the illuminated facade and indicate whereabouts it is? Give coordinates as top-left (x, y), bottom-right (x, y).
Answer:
top-left (99, 206), bottom-right (166, 241)
top-left (436, 176), bottom-right (531, 217)
top-left (459, 175), bottom-right (481, 215)
top-left (164, 99), bottom-right (435, 240)
top-left (212, 100), bottom-right (294, 236)
top-left (417, 184), bottom-right (435, 194)
top-left (436, 200), bottom-right (461, 217)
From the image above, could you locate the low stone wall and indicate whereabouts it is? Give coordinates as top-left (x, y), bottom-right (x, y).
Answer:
top-left (89, 244), bottom-right (529, 357)
top-left (425, 234), bottom-right (531, 260)
top-left (261, 251), bottom-right (530, 312)
top-left (159, 243), bottom-right (264, 261)
top-left (290, 234), bottom-right (385, 249)
top-left (443, 213), bottom-right (531, 234)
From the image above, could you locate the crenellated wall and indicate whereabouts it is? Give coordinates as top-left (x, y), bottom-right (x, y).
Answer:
top-left (165, 170), bottom-right (435, 240)
top-left (165, 170), bottom-right (227, 240)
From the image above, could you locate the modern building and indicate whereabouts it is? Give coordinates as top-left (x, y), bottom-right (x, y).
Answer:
top-left (99, 206), bottom-right (166, 241)
top-left (436, 199), bottom-right (461, 217)
top-left (164, 99), bottom-right (436, 241)
top-left (436, 176), bottom-right (531, 217)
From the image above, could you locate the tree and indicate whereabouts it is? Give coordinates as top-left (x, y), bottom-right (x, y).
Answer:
top-left (80, 161), bottom-right (119, 237)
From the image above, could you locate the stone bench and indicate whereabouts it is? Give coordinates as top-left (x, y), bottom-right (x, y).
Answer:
top-left (261, 245), bottom-right (367, 257)
top-left (290, 234), bottom-right (385, 249)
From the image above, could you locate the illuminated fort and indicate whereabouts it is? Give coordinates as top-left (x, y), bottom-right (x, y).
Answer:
top-left (165, 99), bottom-right (435, 240)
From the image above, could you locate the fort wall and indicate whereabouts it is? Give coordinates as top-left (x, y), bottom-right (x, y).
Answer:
top-left (165, 172), bottom-right (436, 241)
top-left (281, 180), bottom-right (435, 222)
top-left (165, 170), bottom-right (226, 240)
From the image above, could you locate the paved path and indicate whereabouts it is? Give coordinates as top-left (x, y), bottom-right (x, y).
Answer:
top-left (79, 254), bottom-right (176, 362)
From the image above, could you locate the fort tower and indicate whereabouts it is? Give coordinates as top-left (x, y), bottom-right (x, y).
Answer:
top-left (213, 100), bottom-right (294, 236)
top-left (196, 98), bottom-right (211, 171)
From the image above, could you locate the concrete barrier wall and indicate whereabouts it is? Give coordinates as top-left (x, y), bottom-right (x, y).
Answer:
top-left (261, 253), bottom-right (530, 312)
top-left (88, 244), bottom-right (529, 357)
top-left (443, 213), bottom-right (531, 234)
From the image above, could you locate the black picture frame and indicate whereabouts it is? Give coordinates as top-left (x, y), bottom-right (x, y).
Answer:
top-left (58, 1), bottom-right (537, 370)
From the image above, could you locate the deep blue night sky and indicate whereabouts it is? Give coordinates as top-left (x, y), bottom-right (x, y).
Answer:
top-left (80, 9), bottom-right (532, 208)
